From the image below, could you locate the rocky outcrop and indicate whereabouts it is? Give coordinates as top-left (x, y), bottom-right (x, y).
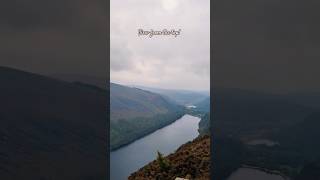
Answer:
top-left (129, 135), bottom-right (210, 180)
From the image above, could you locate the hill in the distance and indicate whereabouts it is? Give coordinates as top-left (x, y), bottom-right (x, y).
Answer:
top-left (133, 85), bottom-right (209, 106)
top-left (111, 83), bottom-right (181, 121)
top-left (195, 97), bottom-right (210, 112)
top-left (110, 83), bottom-right (184, 150)
top-left (0, 66), bottom-right (107, 180)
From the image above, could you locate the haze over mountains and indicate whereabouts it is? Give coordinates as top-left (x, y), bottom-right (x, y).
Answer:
top-left (133, 85), bottom-right (209, 106)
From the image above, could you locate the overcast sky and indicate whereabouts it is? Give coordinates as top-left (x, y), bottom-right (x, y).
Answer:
top-left (110, 0), bottom-right (210, 91)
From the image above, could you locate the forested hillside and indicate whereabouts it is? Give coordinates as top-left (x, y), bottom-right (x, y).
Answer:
top-left (110, 83), bottom-right (184, 150)
top-left (195, 97), bottom-right (210, 113)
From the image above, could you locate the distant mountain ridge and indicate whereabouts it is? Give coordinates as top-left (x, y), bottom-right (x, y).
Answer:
top-left (51, 73), bottom-right (106, 89)
top-left (133, 85), bottom-right (209, 106)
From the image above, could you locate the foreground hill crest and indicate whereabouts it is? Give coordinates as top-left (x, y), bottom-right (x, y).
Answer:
top-left (129, 135), bottom-right (210, 180)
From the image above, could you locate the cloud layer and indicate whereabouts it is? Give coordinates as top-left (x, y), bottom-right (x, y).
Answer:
top-left (110, 0), bottom-right (210, 91)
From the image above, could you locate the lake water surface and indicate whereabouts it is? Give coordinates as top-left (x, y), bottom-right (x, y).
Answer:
top-left (246, 139), bottom-right (279, 147)
top-left (227, 168), bottom-right (288, 180)
top-left (110, 114), bottom-right (200, 180)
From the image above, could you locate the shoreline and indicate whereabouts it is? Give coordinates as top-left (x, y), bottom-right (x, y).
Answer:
top-left (241, 165), bottom-right (291, 180)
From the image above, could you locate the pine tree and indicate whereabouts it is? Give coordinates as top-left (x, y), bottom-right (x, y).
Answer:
top-left (156, 151), bottom-right (170, 171)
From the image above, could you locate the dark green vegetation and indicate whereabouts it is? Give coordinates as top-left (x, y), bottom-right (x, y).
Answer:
top-left (198, 113), bottom-right (210, 135)
top-left (110, 83), bottom-right (184, 150)
top-left (110, 111), bottom-right (184, 150)
top-left (156, 151), bottom-right (171, 171)
top-left (134, 85), bottom-right (209, 106)
top-left (184, 97), bottom-right (210, 136)
top-left (0, 66), bottom-right (107, 180)
top-left (213, 88), bottom-right (320, 180)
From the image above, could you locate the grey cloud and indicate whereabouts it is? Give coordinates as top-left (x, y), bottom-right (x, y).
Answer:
top-left (110, 0), bottom-right (210, 91)
top-left (110, 41), bottom-right (134, 72)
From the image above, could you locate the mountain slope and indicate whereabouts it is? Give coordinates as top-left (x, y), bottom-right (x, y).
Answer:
top-left (213, 88), bottom-right (313, 141)
top-left (129, 135), bottom-right (210, 180)
top-left (110, 83), bottom-right (184, 150)
top-left (195, 97), bottom-right (210, 112)
top-left (111, 83), bottom-right (180, 121)
top-left (0, 66), bottom-right (107, 180)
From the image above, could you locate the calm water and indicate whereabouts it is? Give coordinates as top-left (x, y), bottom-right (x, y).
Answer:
top-left (110, 114), bottom-right (200, 180)
top-left (227, 168), bottom-right (288, 180)
top-left (247, 139), bottom-right (280, 147)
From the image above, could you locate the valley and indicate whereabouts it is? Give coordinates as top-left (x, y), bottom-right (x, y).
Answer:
top-left (110, 82), bottom-right (210, 180)
top-left (111, 114), bottom-right (201, 180)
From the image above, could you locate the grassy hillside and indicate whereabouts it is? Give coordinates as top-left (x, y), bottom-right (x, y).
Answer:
top-left (110, 83), bottom-right (184, 150)
top-left (0, 66), bottom-right (107, 180)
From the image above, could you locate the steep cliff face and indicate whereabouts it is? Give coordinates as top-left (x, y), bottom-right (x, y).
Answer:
top-left (129, 135), bottom-right (210, 180)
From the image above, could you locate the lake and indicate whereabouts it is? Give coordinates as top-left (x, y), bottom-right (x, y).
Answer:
top-left (227, 167), bottom-right (288, 180)
top-left (110, 114), bottom-right (200, 180)
top-left (246, 139), bottom-right (280, 147)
